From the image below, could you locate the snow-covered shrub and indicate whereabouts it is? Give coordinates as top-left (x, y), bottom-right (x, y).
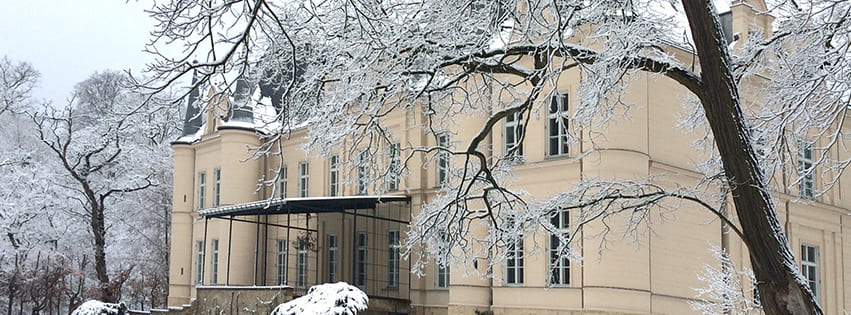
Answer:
top-left (71, 300), bottom-right (127, 315)
top-left (270, 282), bottom-right (368, 315)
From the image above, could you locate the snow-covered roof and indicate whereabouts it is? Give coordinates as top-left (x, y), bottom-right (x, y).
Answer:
top-left (199, 195), bottom-right (411, 218)
top-left (71, 301), bottom-right (127, 315)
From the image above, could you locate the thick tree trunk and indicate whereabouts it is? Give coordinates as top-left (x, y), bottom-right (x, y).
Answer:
top-left (84, 187), bottom-right (113, 303)
top-left (680, 1), bottom-right (822, 314)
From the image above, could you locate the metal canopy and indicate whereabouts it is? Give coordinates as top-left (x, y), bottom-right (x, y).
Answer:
top-left (199, 195), bottom-right (411, 218)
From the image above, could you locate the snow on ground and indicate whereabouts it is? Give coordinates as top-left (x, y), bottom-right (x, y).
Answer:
top-left (271, 282), bottom-right (369, 315)
top-left (71, 300), bottom-right (127, 315)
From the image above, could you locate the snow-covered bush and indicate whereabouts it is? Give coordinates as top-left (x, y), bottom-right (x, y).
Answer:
top-left (71, 300), bottom-right (128, 315)
top-left (270, 282), bottom-right (368, 315)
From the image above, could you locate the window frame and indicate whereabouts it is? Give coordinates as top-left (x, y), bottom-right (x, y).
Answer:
top-left (548, 208), bottom-right (570, 286)
top-left (278, 166), bottom-right (287, 199)
top-left (328, 235), bottom-right (338, 282)
top-left (436, 263), bottom-right (450, 289)
top-left (388, 230), bottom-right (400, 288)
top-left (546, 93), bottom-right (570, 157)
top-left (357, 151), bottom-right (369, 195)
top-left (505, 236), bottom-right (524, 285)
top-left (387, 144), bottom-right (401, 191)
top-left (213, 168), bottom-right (221, 207)
top-left (296, 238), bottom-right (308, 288)
top-left (211, 239), bottom-right (219, 284)
top-left (801, 244), bottom-right (819, 300)
top-left (503, 111), bottom-right (524, 157)
top-left (299, 162), bottom-right (309, 198)
top-left (198, 172), bottom-right (206, 209)
top-left (436, 134), bottom-right (450, 186)
top-left (798, 141), bottom-right (815, 200)
top-left (329, 156), bottom-right (339, 197)
top-left (276, 239), bottom-right (287, 285)
top-left (196, 240), bottom-right (205, 284)
top-left (356, 232), bottom-right (368, 288)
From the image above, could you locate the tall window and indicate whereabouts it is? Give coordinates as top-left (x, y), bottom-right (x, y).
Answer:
top-left (296, 239), bottom-right (308, 288)
top-left (213, 169), bottom-right (221, 207)
top-left (196, 240), bottom-right (204, 284)
top-left (198, 172), bottom-right (206, 209)
top-left (357, 151), bottom-right (369, 195)
top-left (436, 134), bottom-right (449, 186)
top-left (436, 264), bottom-right (449, 289)
top-left (211, 239), bottom-right (219, 284)
top-left (505, 236), bottom-right (524, 285)
top-left (388, 230), bottom-right (400, 288)
top-left (278, 166), bottom-right (287, 199)
top-left (328, 235), bottom-right (338, 282)
top-left (329, 156), bottom-right (339, 197)
top-left (276, 240), bottom-right (287, 285)
top-left (799, 141), bottom-right (815, 199)
top-left (504, 111), bottom-right (524, 156)
top-left (548, 208), bottom-right (570, 286)
top-left (547, 93), bottom-right (569, 157)
top-left (357, 232), bottom-right (368, 287)
top-left (801, 244), bottom-right (819, 299)
top-left (387, 144), bottom-right (401, 191)
top-left (299, 162), bottom-right (309, 197)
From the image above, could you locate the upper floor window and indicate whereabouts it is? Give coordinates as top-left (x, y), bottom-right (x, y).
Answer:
top-left (387, 143), bottom-right (401, 191)
top-left (548, 208), bottom-right (570, 286)
top-left (504, 111), bottom-right (524, 157)
top-left (213, 169), bottom-right (221, 207)
top-left (299, 162), bottom-right (309, 197)
top-left (198, 172), bottom-right (206, 209)
top-left (436, 134), bottom-right (449, 186)
top-left (357, 151), bottom-right (369, 195)
top-left (801, 244), bottom-right (819, 299)
top-left (547, 93), bottom-right (569, 157)
top-left (436, 264), bottom-right (449, 289)
top-left (329, 156), bottom-right (339, 197)
top-left (278, 166), bottom-right (287, 199)
top-left (798, 141), bottom-right (814, 200)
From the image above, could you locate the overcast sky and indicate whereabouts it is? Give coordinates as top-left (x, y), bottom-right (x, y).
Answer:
top-left (0, 1), bottom-right (156, 106)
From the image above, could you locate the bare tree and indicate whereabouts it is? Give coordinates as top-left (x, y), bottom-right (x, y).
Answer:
top-left (144, 0), bottom-right (851, 314)
top-left (0, 56), bottom-right (38, 117)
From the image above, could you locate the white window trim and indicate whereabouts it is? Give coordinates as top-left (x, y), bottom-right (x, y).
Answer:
top-left (387, 144), bottom-right (401, 191)
top-left (436, 263), bottom-right (450, 289)
top-left (196, 240), bottom-right (205, 284)
top-left (356, 232), bottom-right (368, 288)
top-left (198, 172), bottom-right (206, 209)
top-left (546, 93), bottom-right (569, 157)
top-left (213, 169), bottom-right (221, 207)
top-left (548, 208), bottom-right (570, 287)
top-left (279, 166), bottom-right (287, 199)
top-left (296, 239), bottom-right (308, 288)
top-left (211, 239), bottom-right (219, 284)
top-left (276, 240), bottom-right (287, 285)
top-left (299, 162), bottom-right (309, 198)
top-left (329, 156), bottom-right (339, 197)
top-left (503, 111), bottom-right (524, 157)
top-left (801, 244), bottom-right (819, 300)
top-left (436, 134), bottom-right (449, 187)
top-left (388, 230), bottom-right (400, 288)
top-left (357, 151), bottom-right (369, 195)
top-left (798, 141), bottom-right (815, 200)
top-left (504, 237), bottom-right (524, 286)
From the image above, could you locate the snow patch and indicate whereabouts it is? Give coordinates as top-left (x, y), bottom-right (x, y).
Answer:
top-left (270, 282), bottom-right (368, 315)
top-left (71, 300), bottom-right (127, 315)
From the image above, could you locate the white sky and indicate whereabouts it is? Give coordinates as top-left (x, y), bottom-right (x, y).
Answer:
top-left (0, 1), bottom-right (156, 106)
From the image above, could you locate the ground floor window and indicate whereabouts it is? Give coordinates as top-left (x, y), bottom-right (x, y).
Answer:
top-left (196, 240), bottom-right (204, 284)
top-left (211, 239), bottom-right (219, 284)
top-left (297, 239), bottom-right (308, 288)
top-left (276, 240), bottom-right (287, 285)
top-left (357, 232), bottom-right (368, 287)
top-left (328, 235), bottom-right (338, 282)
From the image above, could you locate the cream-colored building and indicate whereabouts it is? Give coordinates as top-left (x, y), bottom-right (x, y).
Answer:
top-left (167, 2), bottom-right (851, 314)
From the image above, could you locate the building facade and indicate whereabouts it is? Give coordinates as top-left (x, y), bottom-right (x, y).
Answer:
top-left (167, 1), bottom-right (851, 314)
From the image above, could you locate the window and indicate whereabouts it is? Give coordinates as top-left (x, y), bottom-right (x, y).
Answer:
top-left (211, 239), bottom-right (219, 284)
top-left (198, 172), bottom-right (206, 209)
top-left (296, 239), bottom-right (307, 288)
top-left (299, 162), bottom-right (309, 197)
top-left (801, 244), bottom-right (819, 299)
top-left (548, 208), bottom-right (570, 286)
top-left (504, 111), bottom-right (524, 156)
top-left (388, 230), bottom-right (400, 288)
top-left (357, 232), bottom-right (368, 287)
top-left (328, 235), bottom-right (338, 282)
top-left (547, 93), bottom-right (569, 156)
top-left (436, 134), bottom-right (449, 186)
top-left (329, 156), bottom-right (339, 197)
top-left (436, 264), bottom-right (449, 289)
top-left (505, 236), bottom-right (524, 285)
top-left (357, 151), bottom-right (369, 195)
top-left (798, 141), bottom-right (814, 199)
top-left (276, 240), bottom-right (287, 285)
top-left (196, 240), bottom-right (204, 284)
top-left (387, 144), bottom-right (401, 191)
top-left (278, 166), bottom-right (287, 199)
top-left (213, 169), bottom-right (221, 207)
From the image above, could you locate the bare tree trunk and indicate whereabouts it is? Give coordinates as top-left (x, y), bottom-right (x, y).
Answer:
top-left (680, 1), bottom-right (822, 314)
